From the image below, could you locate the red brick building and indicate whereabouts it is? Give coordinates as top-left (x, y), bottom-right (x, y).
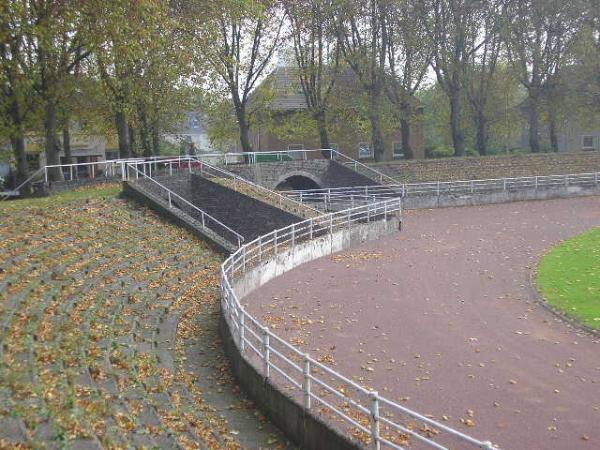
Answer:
top-left (244, 66), bottom-right (425, 161)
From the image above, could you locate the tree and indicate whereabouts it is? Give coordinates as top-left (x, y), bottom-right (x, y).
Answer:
top-left (29, 0), bottom-right (91, 181)
top-left (418, 0), bottom-right (498, 156)
top-left (385, 0), bottom-right (431, 159)
top-left (335, 0), bottom-right (388, 161)
top-left (284, 0), bottom-right (340, 151)
top-left (0, 0), bottom-right (37, 185)
top-left (464, 2), bottom-right (503, 155)
top-left (504, 0), bottom-right (581, 152)
top-left (197, 0), bottom-right (284, 152)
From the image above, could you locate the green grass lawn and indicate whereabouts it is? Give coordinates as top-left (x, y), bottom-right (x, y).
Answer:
top-left (537, 227), bottom-right (600, 330)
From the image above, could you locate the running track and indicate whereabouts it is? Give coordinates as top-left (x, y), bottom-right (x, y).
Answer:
top-left (244, 196), bottom-right (600, 450)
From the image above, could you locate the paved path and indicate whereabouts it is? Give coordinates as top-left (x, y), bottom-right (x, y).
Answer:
top-left (0, 190), bottom-right (290, 449)
top-left (244, 197), bottom-right (600, 450)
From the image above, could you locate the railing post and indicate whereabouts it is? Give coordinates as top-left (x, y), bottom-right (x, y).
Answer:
top-left (262, 327), bottom-right (270, 379)
top-left (258, 236), bottom-right (263, 262)
top-left (44, 167), bottom-right (48, 184)
top-left (535, 176), bottom-right (538, 190)
top-left (309, 218), bottom-right (313, 239)
top-left (169, 162), bottom-right (173, 176)
top-left (503, 179), bottom-right (507, 191)
top-left (188, 159), bottom-right (192, 173)
top-left (239, 310), bottom-right (246, 353)
top-left (329, 215), bottom-right (333, 234)
top-left (148, 163), bottom-right (151, 178)
top-left (303, 354), bottom-right (311, 409)
top-left (299, 191), bottom-right (303, 203)
top-left (242, 246), bottom-right (246, 272)
top-left (369, 391), bottom-right (380, 450)
top-left (565, 174), bottom-right (569, 187)
top-left (69, 165), bottom-right (73, 181)
top-left (168, 191), bottom-right (172, 208)
top-left (470, 180), bottom-right (474, 194)
top-left (274, 230), bottom-right (278, 255)
top-left (201, 212), bottom-right (206, 228)
top-left (291, 224), bottom-right (295, 247)
top-left (121, 162), bottom-right (126, 181)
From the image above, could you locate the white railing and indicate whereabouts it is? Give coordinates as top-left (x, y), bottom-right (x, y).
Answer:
top-left (285, 171), bottom-right (600, 208)
top-left (221, 198), bottom-right (497, 450)
top-left (0, 167), bottom-right (46, 201)
top-left (125, 162), bottom-right (245, 248)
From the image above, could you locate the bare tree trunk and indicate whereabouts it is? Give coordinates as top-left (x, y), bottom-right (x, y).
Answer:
top-left (151, 125), bottom-right (161, 156)
top-left (129, 125), bottom-right (138, 156)
top-left (449, 89), bottom-right (465, 156)
top-left (235, 106), bottom-right (253, 152)
top-left (8, 99), bottom-right (29, 186)
top-left (368, 90), bottom-right (385, 161)
top-left (115, 110), bottom-right (130, 158)
top-left (315, 110), bottom-right (332, 158)
top-left (400, 119), bottom-right (412, 159)
top-left (62, 124), bottom-right (72, 165)
top-left (549, 109), bottom-right (559, 152)
top-left (528, 89), bottom-right (541, 152)
top-left (315, 110), bottom-right (330, 149)
top-left (475, 109), bottom-right (488, 156)
top-left (44, 98), bottom-right (64, 181)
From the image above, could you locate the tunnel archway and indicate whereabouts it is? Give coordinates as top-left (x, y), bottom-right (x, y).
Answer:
top-left (275, 174), bottom-right (322, 191)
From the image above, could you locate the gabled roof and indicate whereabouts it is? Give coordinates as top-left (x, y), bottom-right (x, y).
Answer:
top-left (253, 66), bottom-right (358, 111)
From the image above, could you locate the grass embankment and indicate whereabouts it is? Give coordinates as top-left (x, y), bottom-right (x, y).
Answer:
top-left (537, 227), bottom-right (600, 330)
top-left (0, 185), bottom-right (250, 449)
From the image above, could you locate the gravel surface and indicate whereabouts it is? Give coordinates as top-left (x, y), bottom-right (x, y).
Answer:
top-left (245, 196), bottom-right (600, 450)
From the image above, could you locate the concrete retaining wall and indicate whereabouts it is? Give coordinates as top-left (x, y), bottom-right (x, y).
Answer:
top-left (371, 151), bottom-right (600, 183)
top-left (402, 184), bottom-right (600, 210)
top-left (221, 216), bottom-right (401, 450)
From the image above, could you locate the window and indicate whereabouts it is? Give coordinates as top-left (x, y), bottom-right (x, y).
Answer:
top-left (105, 151), bottom-right (119, 161)
top-left (582, 135), bottom-right (594, 150)
top-left (358, 142), bottom-right (372, 159)
top-left (190, 116), bottom-right (200, 129)
top-left (26, 153), bottom-right (40, 170)
top-left (393, 142), bottom-right (404, 159)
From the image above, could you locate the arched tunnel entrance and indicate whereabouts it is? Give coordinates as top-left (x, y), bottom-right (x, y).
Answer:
top-left (275, 175), bottom-right (321, 191)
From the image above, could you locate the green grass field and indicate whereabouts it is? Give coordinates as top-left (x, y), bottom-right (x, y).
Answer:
top-left (537, 227), bottom-right (600, 330)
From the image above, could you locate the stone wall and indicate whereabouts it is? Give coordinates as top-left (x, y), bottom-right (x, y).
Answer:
top-left (371, 151), bottom-right (600, 182)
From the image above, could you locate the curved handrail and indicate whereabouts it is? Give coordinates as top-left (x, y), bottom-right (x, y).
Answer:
top-left (220, 197), bottom-right (497, 450)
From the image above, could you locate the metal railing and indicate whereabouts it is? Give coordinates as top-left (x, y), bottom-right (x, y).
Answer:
top-left (221, 198), bottom-right (497, 450)
top-left (284, 171), bottom-right (600, 208)
top-left (0, 167), bottom-right (45, 201)
top-left (125, 161), bottom-right (245, 248)
top-left (190, 148), bottom-right (397, 185)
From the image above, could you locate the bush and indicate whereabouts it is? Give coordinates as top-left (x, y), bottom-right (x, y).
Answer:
top-left (431, 146), bottom-right (454, 158)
